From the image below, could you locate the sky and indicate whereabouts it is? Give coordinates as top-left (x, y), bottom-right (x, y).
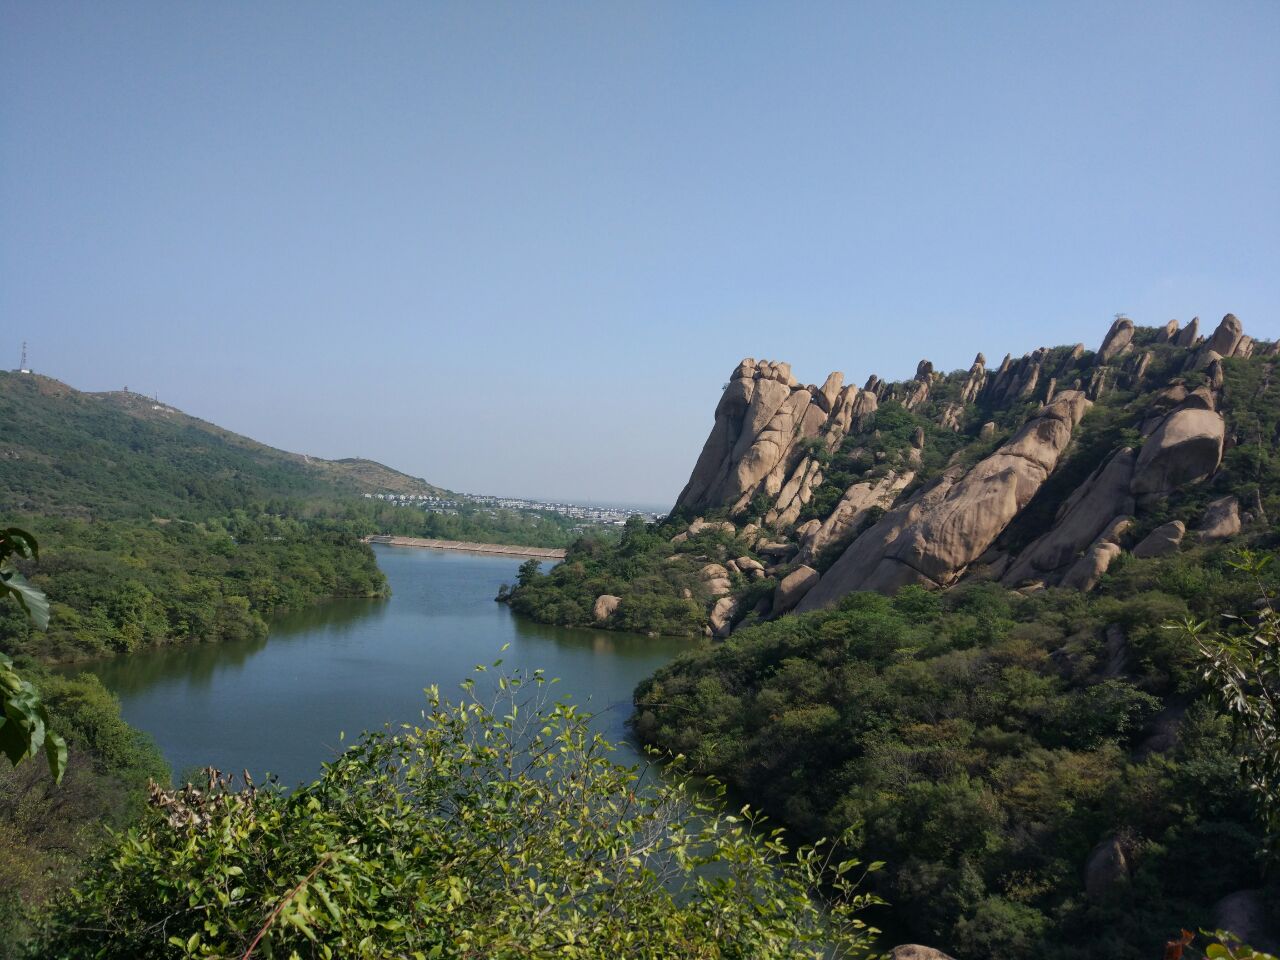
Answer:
top-left (3, 3), bottom-right (1278, 509)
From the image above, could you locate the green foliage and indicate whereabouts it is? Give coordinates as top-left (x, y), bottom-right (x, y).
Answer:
top-left (0, 527), bottom-right (66, 784)
top-left (0, 371), bottom-right (444, 523)
top-left (0, 515), bottom-right (387, 662)
top-left (350, 499), bottom-right (597, 549)
top-left (39, 668), bottom-right (883, 959)
top-left (0, 667), bottom-right (167, 953)
top-left (1184, 551), bottom-right (1280, 855)
top-left (506, 518), bottom-right (721, 636)
top-left (634, 570), bottom-right (1276, 958)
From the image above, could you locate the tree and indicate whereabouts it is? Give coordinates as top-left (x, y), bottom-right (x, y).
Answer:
top-left (516, 557), bottom-right (542, 587)
top-left (40, 666), bottom-right (883, 958)
top-left (1184, 552), bottom-right (1280, 855)
top-left (0, 527), bottom-right (66, 783)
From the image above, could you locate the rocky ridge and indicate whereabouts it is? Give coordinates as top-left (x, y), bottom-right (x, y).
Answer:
top-left (666, 314), bottom-right (1272, 634)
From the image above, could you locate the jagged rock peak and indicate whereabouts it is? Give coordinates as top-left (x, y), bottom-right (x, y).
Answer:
top-left (973, 353), bottom-right (986, 367)
top-left (1204, 313), bottom-right (1244, 357)
top-left (914, 359), bottom-right (934, 381)
top-left (1175, 316), bottom-right (1200, 348)
top-left (1098, 316), bottom-right (1135, 363)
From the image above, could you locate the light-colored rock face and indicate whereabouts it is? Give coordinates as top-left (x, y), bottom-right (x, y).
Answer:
top-left (674, 359), bottom-right (880, 525)
top-left (798, 392), bottom-right (1091, 610)
top-left (1175, 315), bottom-right (1200, 348)
top-left (889, 947), bottom-right (957, 960)
top-left (1132, 520), bottom-right (1185, 558)
top-left (1098, 317), bottom-right (1134, 363)
top-left (1204, 313), bottom-right (1244, 357)
top-left (797, 471), bottom-right (915, 565)
top-left (671, 316), bottom-right (1250, 618)
top-left (1198, 495), bottom-right (1241, 541)
top-left (1130, 407), bottom-right (1225, 497)
top-left (773, 565), bottom-right (819, 613)
top-left (1059, 540), bottom-right (1122, 592)
top-left (709, 596), bottom-right (738, 637)
top-left (688, 518), bottom-right (736, 537)
top-left (766, 456), bottom-right (824, 528)
top-left (1004, 448), bottom-right (1136, 585)
top-left (592, 595), bottom-right (620, 622)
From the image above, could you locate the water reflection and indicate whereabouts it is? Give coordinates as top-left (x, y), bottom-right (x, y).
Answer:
top-left (63, 546), bottom-right (697, 787)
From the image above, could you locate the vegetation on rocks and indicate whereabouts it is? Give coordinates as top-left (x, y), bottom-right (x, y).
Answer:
top-left (504, 515), bottom-right (767, 637)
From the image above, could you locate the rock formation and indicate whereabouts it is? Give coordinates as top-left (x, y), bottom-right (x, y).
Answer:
top-left (1003, 448), bottom-right (1135, 586)
top-left (1130, 407), bottom-right (1225, 497)
top-left (1198, 495), bottom-right (1241, 541)
top-left (773, 565), bottom-right (819, 613)
top-left (669, 312), bottom-right (1260, 619)
top-left (799, 391), bottom-right (1091, 609)
top-left (1097, 317), bottom-right (1134, 363)
top-left (1132, 520), bottom-right (1185, 558)
top-left (592, 595), bottom-right (621, 622)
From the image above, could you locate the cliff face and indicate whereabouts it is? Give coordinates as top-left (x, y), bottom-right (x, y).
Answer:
top-left (671, 314), bottom-right (1271, 622)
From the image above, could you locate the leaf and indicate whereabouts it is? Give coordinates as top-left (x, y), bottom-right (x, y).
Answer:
top-left (0, 570), bottom-right (50, 630)
top-left (45, 731), bottom-right (68, 785)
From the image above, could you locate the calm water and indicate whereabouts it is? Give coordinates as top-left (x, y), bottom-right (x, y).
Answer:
top-left (69, 545), bottom-right (693, 786)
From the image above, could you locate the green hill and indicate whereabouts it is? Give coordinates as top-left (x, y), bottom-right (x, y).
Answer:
top-left (0, 371), bottom-right (447, 520)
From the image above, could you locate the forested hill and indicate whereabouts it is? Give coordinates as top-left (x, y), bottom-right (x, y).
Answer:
top-left (0, 370), bottom-right (447, 520)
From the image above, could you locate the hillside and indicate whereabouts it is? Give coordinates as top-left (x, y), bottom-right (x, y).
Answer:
top-left (0, 371), bottom-right (447, 520)
top-left (510, 313), bottom-right (1278, 635)
top-left (506, 313), bottom-right (1280, 957)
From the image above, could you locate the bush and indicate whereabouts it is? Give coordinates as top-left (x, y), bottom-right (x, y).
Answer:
top-left (39, 668), bottom-right (883, 959)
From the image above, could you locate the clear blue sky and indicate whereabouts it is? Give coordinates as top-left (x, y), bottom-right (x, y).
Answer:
top-left (3, 2), bottom-right (1277, 508)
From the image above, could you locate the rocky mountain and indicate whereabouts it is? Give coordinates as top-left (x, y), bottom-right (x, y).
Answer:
top-left (0, 371), bottom-right (447, 519)
top-left (668, 313), bottom-right (1272, 634)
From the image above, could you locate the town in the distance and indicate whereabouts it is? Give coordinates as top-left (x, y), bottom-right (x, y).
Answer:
top-left (361, 490), bottom-right (666, 528)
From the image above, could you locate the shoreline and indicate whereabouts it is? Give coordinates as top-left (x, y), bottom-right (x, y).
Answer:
top-left (365, 535), bottom-right (566, 560)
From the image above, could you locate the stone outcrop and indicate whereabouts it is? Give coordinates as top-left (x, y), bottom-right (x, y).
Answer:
top-left (668, 312), bottom-right (1255, 617)
top-left (797, 471), bottom-right (915, 565)
top-left (1198, 495), bottom-right (1241, 541)
top-left (799, 391), bottom-right (1091, 609)
top-left (1059, 540), bottom-right (1121, 592)
top-left (1084, 835), bottom-right (1130, 903)
top-left (1003, 447), bottom-right (1135, 586)
top-left (889, 947), bottom-right (957, 960)
top-left (1097, 317), bottom-right (1134, 363)
top-left (1132, 520), bottom-right (1185, 558)
top-left (1204, 313), bottom-right (1245, 357)
top-left (1130, 407), bottom-right (1225, 497)
top-left (675, 359), bottom-right (882, 521)
top-left (1175, 315), bottom-right (1200, 348)
top-left (773, 565), bottom-right (819, 613)
top-left (709, 596), bottom-right (738, 638)
top-left (592, 595), bottom-right (620, 622)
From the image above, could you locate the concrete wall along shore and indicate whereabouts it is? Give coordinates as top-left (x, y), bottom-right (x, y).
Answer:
top-left (365, 535), bottom-right (566, 560)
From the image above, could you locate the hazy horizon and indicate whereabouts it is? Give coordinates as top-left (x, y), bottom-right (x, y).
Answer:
top-left (4, 2), bottom-right (1278, 504)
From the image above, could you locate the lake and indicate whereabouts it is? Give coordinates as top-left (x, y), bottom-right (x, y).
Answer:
top-left (71, 545), bottom-right (693, 786)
